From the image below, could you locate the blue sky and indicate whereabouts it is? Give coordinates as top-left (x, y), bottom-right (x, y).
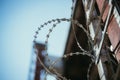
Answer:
top-left (0, 0), bottom-right (71, 80)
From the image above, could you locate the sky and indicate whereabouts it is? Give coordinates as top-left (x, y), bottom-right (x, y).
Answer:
top-left (0, 0), bottom-right (72, 80)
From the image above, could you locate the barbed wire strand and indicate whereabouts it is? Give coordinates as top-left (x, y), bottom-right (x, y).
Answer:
top-left (35, 18), bottom-right (95, 78)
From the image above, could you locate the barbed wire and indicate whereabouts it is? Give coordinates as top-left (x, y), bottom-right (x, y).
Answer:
top-left (31, 0), bottom-right (111, 79)
top-left (87, 61), bottom-right (94, 80)
top-left (33, 17), bottom-right (96, 80)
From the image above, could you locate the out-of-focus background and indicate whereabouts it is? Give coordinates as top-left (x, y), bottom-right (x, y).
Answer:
top-left (0, 0), bottom-right (72, 80)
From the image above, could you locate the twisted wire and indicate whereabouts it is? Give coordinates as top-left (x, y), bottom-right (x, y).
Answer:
top-left (87, 61), bottom-right (94, 80)
top-left (71, 20), bottom-right (93, 53)
top-left (33, 18), bottom-right (95, 80)
top-left (32, 0), bottom-right (97, 80)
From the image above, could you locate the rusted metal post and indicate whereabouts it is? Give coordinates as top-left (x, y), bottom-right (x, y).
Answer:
top-left (34, 43), bottom-right (45, 80)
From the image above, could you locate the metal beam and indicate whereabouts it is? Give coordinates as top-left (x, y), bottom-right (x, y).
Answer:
top-left (84, 0), bottom-right (113, 80)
